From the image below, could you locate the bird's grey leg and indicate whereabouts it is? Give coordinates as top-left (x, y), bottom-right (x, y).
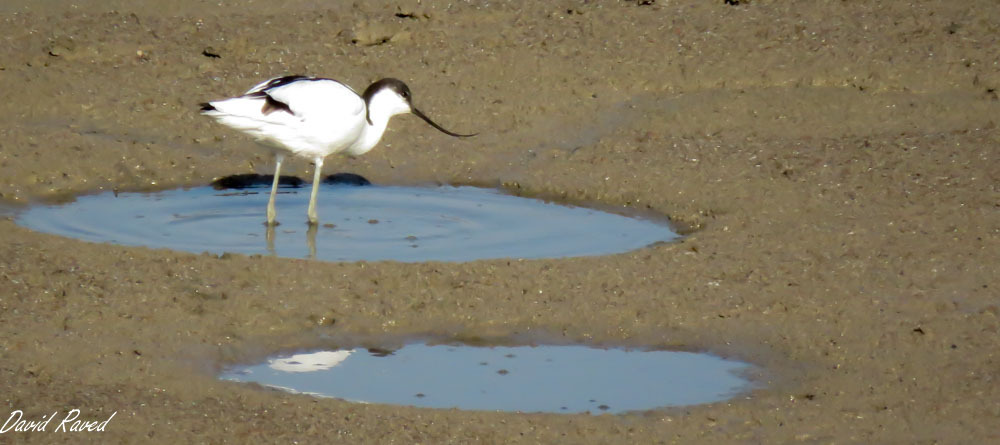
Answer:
top-left (307, 156), bottom-right (324, 225)
top-left (267, 153), bottom-right (284, 226)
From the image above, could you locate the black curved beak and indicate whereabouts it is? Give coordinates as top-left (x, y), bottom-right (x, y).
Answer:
top-left (412, 107), bottom-right (477, 138)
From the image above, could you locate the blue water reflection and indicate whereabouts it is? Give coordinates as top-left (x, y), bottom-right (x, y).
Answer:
top-left (221, 343), bottom-right (751, 414)
top-left (18, 185), bottom-right (677, 262)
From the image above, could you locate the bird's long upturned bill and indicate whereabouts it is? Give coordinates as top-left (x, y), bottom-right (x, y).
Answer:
top-left (412, 107), bottom-right (477, 138)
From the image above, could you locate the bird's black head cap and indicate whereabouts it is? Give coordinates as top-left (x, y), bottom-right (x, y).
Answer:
top-left (362, 78), bottom-right (411, 105)
top-left (361, 77), bottom-right (476, 137)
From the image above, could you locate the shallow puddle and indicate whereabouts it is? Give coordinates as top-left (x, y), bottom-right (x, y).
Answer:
top-left (16, 183), bottom-right (677, 262)
top-left (220, 342), bottom-right (752, 414)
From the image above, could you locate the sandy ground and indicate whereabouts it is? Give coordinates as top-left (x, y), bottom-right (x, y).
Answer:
top-left (1, 0), bottom-right (998, 442)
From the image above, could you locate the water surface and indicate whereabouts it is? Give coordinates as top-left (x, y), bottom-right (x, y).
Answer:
top-left (221, 342), bottom-right (751, 414)
top-left (17, 184), bottom-right (677, 262)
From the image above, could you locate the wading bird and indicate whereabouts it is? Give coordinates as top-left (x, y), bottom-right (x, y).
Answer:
top-left (200, 76), bottom-right (475, 225)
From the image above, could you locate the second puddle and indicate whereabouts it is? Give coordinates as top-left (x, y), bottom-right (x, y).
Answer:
top-left (221, 342), bottom-right (752, 414)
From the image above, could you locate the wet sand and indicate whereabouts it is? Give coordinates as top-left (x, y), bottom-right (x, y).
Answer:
top-left (1, 0), bottom-right (998, 442)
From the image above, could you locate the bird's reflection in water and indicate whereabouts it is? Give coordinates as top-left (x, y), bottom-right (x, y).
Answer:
top-left (264, 223), bottom-right (319, 259)
top-left (307, 224), bottom-right (318, 259)
top-left (217, 172), bottom-right (370, 259)
top-left (266, 224), bottom-right (276, 256)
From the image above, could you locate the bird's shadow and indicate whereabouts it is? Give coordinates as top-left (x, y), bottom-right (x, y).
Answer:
top-left (211, 173), bottom-right (372, 190)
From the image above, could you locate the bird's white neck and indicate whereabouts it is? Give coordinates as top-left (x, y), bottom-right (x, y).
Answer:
top-left (348, 114), bottom-right (390, 155)
top-left (347, 89), bottom-right (410, 155)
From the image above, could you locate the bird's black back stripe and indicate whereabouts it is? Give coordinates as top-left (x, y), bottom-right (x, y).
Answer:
top-left (247, 75), bottom-right (313, 96)
top-left (245, 75), bottom-right (350, 98)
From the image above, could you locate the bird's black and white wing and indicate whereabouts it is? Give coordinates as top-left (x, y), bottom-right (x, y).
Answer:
top-left (200, 76), bottom-right (366, 156)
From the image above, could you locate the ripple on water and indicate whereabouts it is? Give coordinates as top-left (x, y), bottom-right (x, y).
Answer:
top-left (17, 184), bottom-right (678, 262)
